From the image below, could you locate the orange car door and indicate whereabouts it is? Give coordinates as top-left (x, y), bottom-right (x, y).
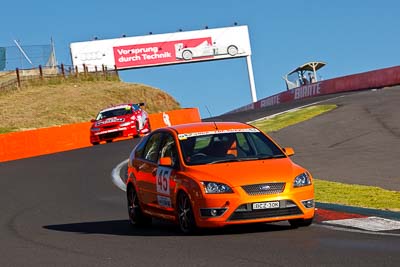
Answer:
top-left (136, 132), bottom-right (163, 210)
top-left (153, 133), bottom-right (179, 216)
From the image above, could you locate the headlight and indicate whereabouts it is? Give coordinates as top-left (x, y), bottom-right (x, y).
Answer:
top-left (293, 172), bottom-right (312, 187)
top-left (202, 182), bottom-right (233, 194)
top-left (120, 122), bottom-right (132, 127)
top-left (90, 127), bottom-right (100, 132)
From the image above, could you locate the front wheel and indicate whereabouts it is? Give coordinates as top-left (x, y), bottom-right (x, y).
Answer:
top-left (177, 192), bottom-right (197, 234)
top-left (146, 119), bottom-right (151, 133)
top-left (134, 121), bottom-right (140, 138)
top-left (127, 185), bottom-right (152, 227)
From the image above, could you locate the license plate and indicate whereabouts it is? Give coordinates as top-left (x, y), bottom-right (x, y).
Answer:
top-left (252, 201), bottom-right (280, 210)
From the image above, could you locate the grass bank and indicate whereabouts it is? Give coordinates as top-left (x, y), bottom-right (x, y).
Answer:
top-left (0, 79), bottom-right (181, 133)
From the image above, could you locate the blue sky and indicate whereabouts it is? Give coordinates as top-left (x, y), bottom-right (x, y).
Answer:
top-left (1, 0), bottom-right (399, 117)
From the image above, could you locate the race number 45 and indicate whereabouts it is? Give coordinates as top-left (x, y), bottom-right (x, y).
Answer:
top-left (156, 167), bottom-right (172, 195)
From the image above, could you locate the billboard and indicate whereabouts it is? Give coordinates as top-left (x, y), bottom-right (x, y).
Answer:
top-left (70, 25), bottom-right (251, 71)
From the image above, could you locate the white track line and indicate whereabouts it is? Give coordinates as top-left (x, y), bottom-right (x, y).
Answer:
top-left (322, 216), bottom-right (400, 232)
top-left (316, 223), bottom-right (400, 237)
top-left (111, 159), bottom-right (128, 192)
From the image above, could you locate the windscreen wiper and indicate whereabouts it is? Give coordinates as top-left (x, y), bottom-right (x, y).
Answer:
top-left (256, 154), bottom-right (286, 160)
top-left (207, 158), bottom-right (242, 164)
top-left (207, 154), bottom-right (286, 164)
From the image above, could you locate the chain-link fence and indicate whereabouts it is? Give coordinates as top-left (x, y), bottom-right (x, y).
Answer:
top-left (0, 43), bottom-right (54, 71)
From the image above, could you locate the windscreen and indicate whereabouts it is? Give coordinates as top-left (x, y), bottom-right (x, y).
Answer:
top-left (178, 130), bottom-right (285, 165)
top-left (96, 107), bottom-right (132, 120)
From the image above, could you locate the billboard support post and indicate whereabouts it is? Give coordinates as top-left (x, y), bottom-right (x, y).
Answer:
top-left (246, 55), bottom-right (257, 102)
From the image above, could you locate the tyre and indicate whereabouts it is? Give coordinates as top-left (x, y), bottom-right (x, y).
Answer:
top-left (227, 45), bottom-right (238, 56)
top-left (182, 50), bottom-right (193, 60)
top-left (134, 121), bottom-right (140, 138)
top-left (289, 217), bottom-right (313, 228)
top-left (127, 185), bottom-right (152, 227)
top-left (146, 119), bottom-right (151, 132)
top-left (106, 140), bottom-right (113, 143)
top-left (91, 142), bottom-right (99, 146)
top-left (177, 191), bottom-right (197, 234)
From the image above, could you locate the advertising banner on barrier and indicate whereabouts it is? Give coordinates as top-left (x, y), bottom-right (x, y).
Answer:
top-left (70, 26), bottom-right (251, 71)
top-left (228, 65), bottom-right (400, 114)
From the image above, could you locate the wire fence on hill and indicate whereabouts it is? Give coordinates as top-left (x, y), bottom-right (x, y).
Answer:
top-left (0, 43), bottom-right (53, 71)
top-left (0, 64), bottom-right (120, 90)
top-left (0, 42), bottom-right (119, 90)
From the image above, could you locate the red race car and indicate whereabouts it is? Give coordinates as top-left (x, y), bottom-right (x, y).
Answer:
top-left (90, 103), bottom-right (151, 145)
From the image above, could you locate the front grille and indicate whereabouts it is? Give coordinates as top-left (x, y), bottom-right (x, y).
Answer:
top-left (103, 125), bottom-right (117, 129)
top-left (242, 182), bottom-right (285, 195)
top-left (99, 131), bottom-right (123, 140)
top-left (228, 200), bottom-right (302, 221)
top-left (228, 207), bottom-right (302, 221)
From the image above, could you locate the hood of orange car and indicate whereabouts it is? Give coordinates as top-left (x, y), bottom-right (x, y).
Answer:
top-left (184, 158), bottom-right (304, 187)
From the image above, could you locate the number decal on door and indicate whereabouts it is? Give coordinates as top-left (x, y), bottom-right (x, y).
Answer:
top-left (156, 167), bottom-right (171, 195)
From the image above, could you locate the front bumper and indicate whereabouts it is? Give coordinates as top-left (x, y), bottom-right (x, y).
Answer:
top-left (192, 186), bottom-right (314, 228)
top-left (90, 126), bottom-right (138, 143)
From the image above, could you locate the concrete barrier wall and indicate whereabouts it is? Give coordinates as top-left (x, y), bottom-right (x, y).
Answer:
top-left (0, 122), bottom-right (92, 162)
top-left (230, 65), bottom-right (400, 113)
top-left (0, 108), bottom-right (201, 162)
top-left (148, 108), bottom-right (201, 129)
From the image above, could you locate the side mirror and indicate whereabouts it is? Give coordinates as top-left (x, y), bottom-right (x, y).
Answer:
top-left (159, 157), bottom-right (173, 167)
top-left (283, 147), bottom-right (295, 157)
top-left (90, 119), bottom-right (96, 123)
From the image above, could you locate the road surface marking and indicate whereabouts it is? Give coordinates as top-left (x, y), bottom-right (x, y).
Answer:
top-left (322, 216), bottom-right (400, 232)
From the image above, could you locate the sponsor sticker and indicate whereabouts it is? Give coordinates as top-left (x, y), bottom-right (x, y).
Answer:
top-left (178, 128), bottom-right (259, 140)
top-left (156, 166), bottom-right (172, 195)
top-left (95, 117), bottom-right (124, 126)
top-left (157, 195), bottom-right (172, 208)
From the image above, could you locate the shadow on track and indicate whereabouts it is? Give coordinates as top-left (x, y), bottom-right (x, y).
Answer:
top-left (43, 219), bottom-right (296, 237)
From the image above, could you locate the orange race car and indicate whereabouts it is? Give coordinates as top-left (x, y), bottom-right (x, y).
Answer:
top-left (126, 122), bottom-right (314, 234)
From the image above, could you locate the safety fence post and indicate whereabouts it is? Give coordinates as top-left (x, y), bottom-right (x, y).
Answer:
top-left (114, 65), bottom-right (119, 80)
top-left (16, 68), bottom-right (21, 88)
top-left (39, 65), bottom-right (43, 80)
top-left (61, 64), bottom-right (65, 79)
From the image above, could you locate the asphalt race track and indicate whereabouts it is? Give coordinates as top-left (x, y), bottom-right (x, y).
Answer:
top-left (212, 86), bottom-right (400, 191)
top-left (0, 87), bottom-right (399, 266)
top-left (269, 87), bottom-right (400, 191)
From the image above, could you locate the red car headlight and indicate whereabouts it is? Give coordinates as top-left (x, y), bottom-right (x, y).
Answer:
top-left (120, 122), bottom-right (132, 127)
